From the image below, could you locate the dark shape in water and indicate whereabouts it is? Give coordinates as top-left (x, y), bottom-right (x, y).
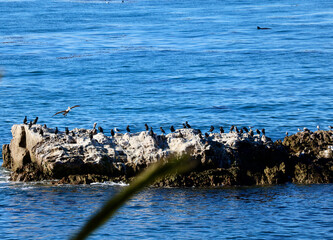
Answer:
top-left (98, 126), bottom-right (103, 133)
top-left (160, 127), bottom-right (165, 134)
top-left (170, 126), bottom-right (175, 132)
top-left (209, 126), bottom-right (214, 132)
top-left (257, 26), bottom-right (271, 30)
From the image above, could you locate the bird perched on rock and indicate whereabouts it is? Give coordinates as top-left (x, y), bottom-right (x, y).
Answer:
top-left (114, 128), bottom-right (120, 133)
top-left (98, 126), bottom-right (103, 133)
top-left (23, 116), bottom-right (27, 125)
top-left (243, 127), bottom-right (248, 133)
top-left (93, 122), bottom-right (97, 129)
top-left (65, 127), bottom-right (69, 135)
top-left (205, 132), bottom-right (209, 138)
top-left (111, 129), bottom-right (115, 137)
top-left (52, 105), bottom-right (80, 117)
top-left (235, 126), bottom-right (239, 133)
top-left (182, 123), bottom-right (187, 128)
top-left (209, 126), bottom-right (214, 132)
top-left (149, 127), bottom-right (154, 137)
top-left (32, 117), bottom-right (38, 124)
top-left (262, 128), bottom-right (266, 136)
top-left (239, 128), bottom-right (243, 134)
top-left (55, 127), bottom-right (58, 135)
top-left (89, 131), bottom-right (93, 140)
top-left (249, 129), bottom-right (254, 137)
top-left (256, 129), bottom-right (260, 135)
top-left (197, 129), bottom-right (202, 139)
top-left (185, 121), bottom-right (191, 128)
top-left (230, 125), bottom-right (234, 133)
top-left (43, 124), bottom-right (47, 128)
top-left (317, 125), bottom-right (320, 131)
top-left (286, 131), bottom-right (289, 137)
top-left (28, 121), bottom-right (32, 129)
top-left (71, 131), bottom-right (75, 137)
top-left (160, 127), bottom-right (165, 134)
top-left (126, 125), bottom-right (130, 133)
top-left (170, 126), bottom-right (175, 132)
top-left (219, 126), bottom-right (224, 134)
top-left (178, 131), bottom-right (183, 138)
top-left (145, 123), bottom-right (149, 131)
top-left (39, 128), bottom-right (43, 136)
top-left (92, 128), bottom-right (97, 135)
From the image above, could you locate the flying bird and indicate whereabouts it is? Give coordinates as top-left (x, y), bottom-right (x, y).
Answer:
top-left (52, 105), bottom-right (80, 117)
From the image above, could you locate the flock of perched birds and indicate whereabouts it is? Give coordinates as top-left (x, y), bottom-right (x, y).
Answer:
top-left (23, 114), bottom-right (270, 140)
top-left (22, 104), bottom-right (332, 140)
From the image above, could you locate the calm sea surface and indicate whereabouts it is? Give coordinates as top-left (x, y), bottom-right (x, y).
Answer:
top-left (0, 0), bottom-right (333, 239)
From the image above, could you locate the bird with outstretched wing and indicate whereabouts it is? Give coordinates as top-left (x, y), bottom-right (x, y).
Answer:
top-left (52, 105), bottom-right (80, 117)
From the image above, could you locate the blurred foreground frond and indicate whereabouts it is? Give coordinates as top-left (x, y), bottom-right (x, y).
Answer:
top-left (71, 154), bottom-right (196, 240)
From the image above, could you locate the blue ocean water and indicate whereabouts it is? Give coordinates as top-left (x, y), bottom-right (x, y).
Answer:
top-left (1, 0), bottom-right (333, 239)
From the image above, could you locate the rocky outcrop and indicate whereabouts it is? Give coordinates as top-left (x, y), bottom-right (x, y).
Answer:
top-left (2, 124), bottom-right (333, 186)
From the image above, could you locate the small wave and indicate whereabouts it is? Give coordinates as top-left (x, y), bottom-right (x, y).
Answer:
top-left (90, 181), bottom-right (129, 187)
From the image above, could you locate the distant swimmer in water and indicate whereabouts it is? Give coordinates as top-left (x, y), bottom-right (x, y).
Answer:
top-left (257, 26), bottom-right (271, 30)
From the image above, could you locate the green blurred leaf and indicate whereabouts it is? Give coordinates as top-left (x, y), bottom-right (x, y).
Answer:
top-left (71, 154), bottom-right (196, 240)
